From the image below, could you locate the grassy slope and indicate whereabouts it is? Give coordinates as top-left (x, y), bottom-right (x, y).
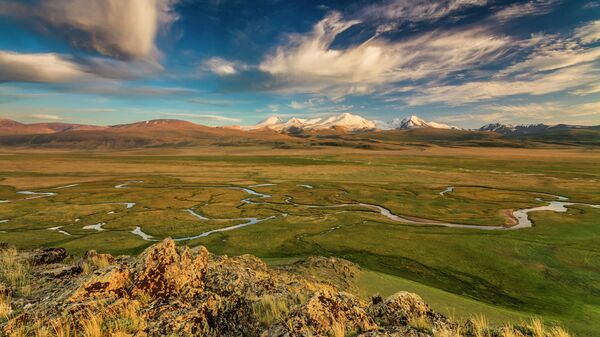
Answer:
top-left (0, 146), bottom-right (599, 335)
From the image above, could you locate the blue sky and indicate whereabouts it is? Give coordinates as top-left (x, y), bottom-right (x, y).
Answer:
top-left (0, 0), bottom-right (599, 128)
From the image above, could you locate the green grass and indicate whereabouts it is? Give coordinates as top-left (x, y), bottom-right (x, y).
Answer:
top-left (0, 147), bottom-right (599, 335)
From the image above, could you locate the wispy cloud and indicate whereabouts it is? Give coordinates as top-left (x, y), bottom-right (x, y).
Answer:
top-left (361, 0), bottom-right (488, 24)
top-left (575, 20), bottom-right (600, 44)
top-left (259, 12), bottom-right (509, 99)
top-left (158, 112), bottom-right (241, 122)
top-left (288, 98), bottom-right (322, 109)
top-left (493, 0), bottom-right (560, 22)
top-left (407, 64), bottom-right (598, 105)
top-left (31, 114), bottom-right (62, 121)
top-left (188, 98), bottom-right (231, 107)
top-left (201, 57), bottom-right (246, 76)
top-left (441, 101), bottom-right (600, 125)
top-left (406, 19), bottom-right (600, 106)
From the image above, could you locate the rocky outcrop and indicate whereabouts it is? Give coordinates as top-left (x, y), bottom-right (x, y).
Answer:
top-left (0, 239), bottom-right (566, 337)
top-left (132, 239), bottom-right (208, 299)
top-left (26, 247), bottom-right (67, 265)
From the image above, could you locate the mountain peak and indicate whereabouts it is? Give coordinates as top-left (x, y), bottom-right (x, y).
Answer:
top-left (380, 115), bottom-right (456, 130)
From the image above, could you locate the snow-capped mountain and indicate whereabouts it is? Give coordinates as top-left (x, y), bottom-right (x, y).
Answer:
top-left (248, 113), bottom-right (460, 132)
top-left (379, 115), bottom-right (458, 130)
top-left (247, 113), bottom-right (376, 131)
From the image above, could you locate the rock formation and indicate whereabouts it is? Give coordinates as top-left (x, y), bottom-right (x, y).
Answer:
top-left (0, 240), bottom-right (570, 337)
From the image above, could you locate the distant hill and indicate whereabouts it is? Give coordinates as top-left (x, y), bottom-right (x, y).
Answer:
top-left (478, 123), bottom-right (600, 146)
top-left (0, 118), bottom-right (106, 135)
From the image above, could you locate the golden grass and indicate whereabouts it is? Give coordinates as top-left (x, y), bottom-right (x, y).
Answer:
top-left (0, 248), bottom-right (30, 296)
top-left (529, 318), bottom-right (545, 337)
top-left (408, 315), bottom-right (432, 332)
top-left (328, 321), bottom-right (345, 337)
top-left (471, 314), bottom-right (491, 337)
top-left (0, 294), bottom-right (11, 319)
top-left (104, 301), bottom-right (145, 334)
top-left (252, 295), bottom-right (293, 326)
top-left (500, 325), bottom-right (525, 337)
top-left (549, 327), bottom-right (572, 337)
top-left (434, 325), bottom-right (463, 337)
top-left (50, 318), bottom-right (73, 337)
top-left (80, 310), bottom-right (103, 337)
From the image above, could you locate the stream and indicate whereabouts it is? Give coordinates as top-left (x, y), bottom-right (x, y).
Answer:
top-left (2, 182), bottom-right (600, 241)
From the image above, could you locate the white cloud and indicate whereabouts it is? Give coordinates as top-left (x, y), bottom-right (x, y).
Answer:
top-left (288, 98), bottom-right (322, 109)
top-left (575, 20), bottom-right (600, 44)
top-left (158, 112), bottom-right (241, 122)
top-left (499, 21), bottom-right (600, 77)
top-left (0, 51), bottom-right (88, 83)
top-left (407, 64), bottom-right (598, 105)
top-left (259, 12), bottom-right (509, 99)
top-left (493, 0), bottom-right (560, 22)
top-left (500, 47), bottom-right (600, 75)
top-left (201, 57), bottom-right (246, 76)
top-left (31, 114), bottom-right (62, 121)
top-left (362, 0), bottom-right (488, 23)
top-left (0, 0), bottom-right (178, 61)
top-left (572, 82), bottom-right (600, 96)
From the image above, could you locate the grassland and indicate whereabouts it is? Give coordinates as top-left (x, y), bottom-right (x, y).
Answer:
top-left (0, 145), bottom-right (599, 335)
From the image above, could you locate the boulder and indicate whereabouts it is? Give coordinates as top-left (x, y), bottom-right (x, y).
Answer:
top-left (28, 247), bottom-right (67, 265)
top-left (83, 249), bottom-right (115, 264)
top-left (277, 289), bottom-right (378, 336)
top-left (132, 238), bottom-right (209, 299)
top-left (369, 292), bottom-right (451, 331)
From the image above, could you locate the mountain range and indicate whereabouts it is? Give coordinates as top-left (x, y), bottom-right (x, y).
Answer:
top-left (246, 113), bottom-right (455, 131)
top-left (1, 114), bottom-right (598, 148)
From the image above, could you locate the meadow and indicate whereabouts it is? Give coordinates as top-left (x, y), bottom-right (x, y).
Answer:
top-left (0, 145), bottom-right (599, 335)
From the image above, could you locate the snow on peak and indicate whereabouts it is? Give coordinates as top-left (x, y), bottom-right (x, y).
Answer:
top-left (247, 113), bottom-right (458, 131)
top-left (247, 113), bottom-right (376, 131)
top-left (380, 115), bottom-right (456, 130)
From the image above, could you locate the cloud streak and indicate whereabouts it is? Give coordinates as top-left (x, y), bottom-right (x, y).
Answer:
top-left (158, 112), bottom-right (241, 122)
top-left (407, 64), bottom-right (598, 105)
top-left (0, 52), bottom-right (89, 83)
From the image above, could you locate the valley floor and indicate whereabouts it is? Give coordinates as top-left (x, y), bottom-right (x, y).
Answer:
top-left (0, 145), bottom-right (599, 335)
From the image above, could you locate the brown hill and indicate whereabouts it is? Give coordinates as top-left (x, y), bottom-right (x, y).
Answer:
top-left (0, 119), bottom-right (296, 148)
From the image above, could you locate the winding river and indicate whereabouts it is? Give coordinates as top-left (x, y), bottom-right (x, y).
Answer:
top-left (2, 182), bottom-right (600, 241)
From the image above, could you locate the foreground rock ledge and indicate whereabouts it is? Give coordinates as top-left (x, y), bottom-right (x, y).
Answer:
top-left (0, 239), bottom-right (561, 337)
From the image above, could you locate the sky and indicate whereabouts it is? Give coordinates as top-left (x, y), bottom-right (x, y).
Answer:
top-left (0, 0), bottom-right (599, 129)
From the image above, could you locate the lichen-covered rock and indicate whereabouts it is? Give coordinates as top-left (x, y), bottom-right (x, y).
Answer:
top-left (369, 292), bottom-right (451, 332)
top-left (69, 264), bottom-right (130, 301)
top-left (132, 238), bottom-right (208, 299)
top-left (27, 247), bottom-right (67, 265)
top-left (271, 289), bottom-right (378, 336)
